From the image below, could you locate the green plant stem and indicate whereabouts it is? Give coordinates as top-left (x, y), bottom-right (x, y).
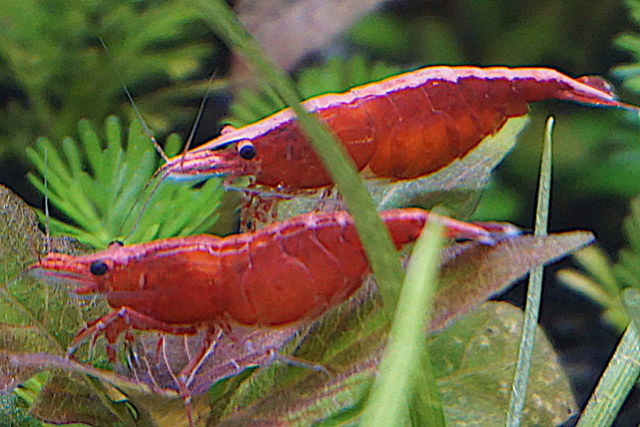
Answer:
top-left (196, 0), bottom-right (405, 313)
top-left (576, 322), bottom-right (640, 426)
top-left (506, 116), bottom-right (554, 426)
top-left (360, 214), bottom-right (445, 427)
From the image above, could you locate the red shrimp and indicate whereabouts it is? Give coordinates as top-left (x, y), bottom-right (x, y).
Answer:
top-left (30, 209), bottom-right (516, 338)
top-left (158, 66), bottom-right (636, 191)
top-left (29, 208), bottom-right (518, 424)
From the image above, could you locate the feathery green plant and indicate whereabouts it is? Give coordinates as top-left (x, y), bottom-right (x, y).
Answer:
top-left (557, 0), bottom-right (640, 331)
top-left (26, 116), bottom-right (224, 248)
top-left (570, 200), bottom-right (640, 423)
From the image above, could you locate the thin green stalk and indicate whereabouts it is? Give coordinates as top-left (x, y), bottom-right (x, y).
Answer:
top-left (506, 116), bottom-right (554, 426)
top-left (576, 323), bottom-right (640, 426)
top-left (195, 0), bottom-right (405, 313)
top-left (360, 215), bottom-right (446, 427)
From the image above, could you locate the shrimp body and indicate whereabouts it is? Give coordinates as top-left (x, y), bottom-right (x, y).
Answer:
top-left (30, 209), bottom-right (518, 426)
top-left (160, 66), bottom-right (635, 190)
top-left (31, 209), bottom-right (511, 330)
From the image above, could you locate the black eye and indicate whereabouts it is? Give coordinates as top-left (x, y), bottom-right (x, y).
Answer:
top-left (90, 260), bottom-right (109, 276)
top-left (238, 142), bottom-right (256, 160)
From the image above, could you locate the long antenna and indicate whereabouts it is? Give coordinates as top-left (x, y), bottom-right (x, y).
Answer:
top-left (99, 37), bottom-right (171, 241)
top-left (183, 70), bottom-right (220, 156)
top-left (98, 37), bottom-right (169, 163)
top-left (119, 174), bottom-right (165, 241)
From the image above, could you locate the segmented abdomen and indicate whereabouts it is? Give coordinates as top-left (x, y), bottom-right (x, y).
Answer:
top-left (322, 67), bottom-right (620, 179)
top-left (253, 66), bottom-right (625, 188)
top-left (52, 209), bottom-right (496, 328)
top-left (222, 208), bottom-right (482, 326)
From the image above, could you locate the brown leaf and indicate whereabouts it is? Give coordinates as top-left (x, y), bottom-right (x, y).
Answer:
top-left (432, 230), bottom-right (596, 331)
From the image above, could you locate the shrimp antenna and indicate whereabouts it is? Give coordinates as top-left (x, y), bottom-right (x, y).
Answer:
top-left (98, 37), bottom-right (169, 163)
top-left (117, 70), bottom-right (221, 240)
top-left (118, 172), bottom-right (166, 242)
top-left (120, 69), bottom-right (223, 240)
top-left (183, 69), bottom-right (220, 157)
top-left (223, 183), bottom-right (295, 200)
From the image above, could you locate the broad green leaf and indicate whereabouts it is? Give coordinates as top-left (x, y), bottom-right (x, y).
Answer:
top-left (432, 302), bottom-right (576, 426)
top-left (29, 372), bottom-right (124, 426)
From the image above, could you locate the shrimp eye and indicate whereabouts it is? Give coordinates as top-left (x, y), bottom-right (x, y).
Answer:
top-left (238, 141), bottom-right (256, 160)
top-left (90, 260), bottom-right (109, 276)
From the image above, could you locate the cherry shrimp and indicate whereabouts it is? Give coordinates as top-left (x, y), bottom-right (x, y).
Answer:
top-left (158, 66), bottom-right (637, 191)
top-left (30, 208), bottom-right (520, 425)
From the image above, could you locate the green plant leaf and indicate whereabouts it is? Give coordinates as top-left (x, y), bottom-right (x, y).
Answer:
top-left (432, 302), bottom-right (576, 426)
top-left (213, 302), bottom-right (578, 426)
top-left (0, 184), bottom-right (134, 425)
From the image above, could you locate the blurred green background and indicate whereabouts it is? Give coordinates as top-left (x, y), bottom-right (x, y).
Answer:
top-left (2, 0), bottom-right (640, 423)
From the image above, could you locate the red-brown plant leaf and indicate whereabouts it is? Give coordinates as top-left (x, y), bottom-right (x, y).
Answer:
top-left (432, 230), bottom-right (595, 331)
